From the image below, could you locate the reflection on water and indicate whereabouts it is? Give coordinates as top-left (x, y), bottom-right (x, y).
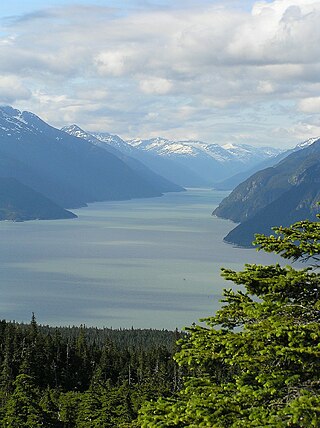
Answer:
top-left (0, 189), bottom-right (281, 329)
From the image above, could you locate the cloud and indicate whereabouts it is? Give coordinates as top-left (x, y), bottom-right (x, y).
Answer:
top-left (298, 97), bottom-right (320, 113)
top-left (274, 118), bottom-right (320, 142)
top-left (1, 0), bottom-right (320, 147)
top-left (0, 75), bottom-right (31, 103)
top-left (139, 77), bottom-right (173, 95)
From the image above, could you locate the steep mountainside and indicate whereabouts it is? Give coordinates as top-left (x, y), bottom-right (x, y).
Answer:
top-left (0, 107), bottom-right (166, 209)
top-left (0, 177), bottom-right (76, 221)
top-left (214, 137), bottom-right (318, 190)
top-left (61, 125), bottom-right (184, 193)
top-left (213, 138), bottom-right (320, 246)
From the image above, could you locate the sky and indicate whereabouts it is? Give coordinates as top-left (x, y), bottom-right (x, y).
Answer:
top-left (1, 0), bottom-right (320, 148)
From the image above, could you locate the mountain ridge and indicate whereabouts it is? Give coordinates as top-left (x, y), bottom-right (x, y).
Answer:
top-left (0, 106), bottom-right (175, 212)
top-left (126, 137), bottom-right (282, 185)
top-left (213, 138), bottom-right (320, 246)
top-left (61, 125), bottom-right (184, 194)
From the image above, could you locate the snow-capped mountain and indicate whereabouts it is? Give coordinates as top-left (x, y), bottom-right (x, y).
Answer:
top-left (0, 106), bottom-right (47, 138)
top-left (62, 125), bottom-right (136, 156)
top-left (221, 143), bottom-right (281, 163)
top-left (63, 126), bottom-right (319, 190)
top-left (0, 106), bottom-right (183, 209)
top-left (128, 137), bottom-right (281, 164)
top-left (61, 128), bottom-right (285, 187)
top-left (125, 137), bottom-right (282, 185)
top-left (129, 137), bottom-right (197, 157)
top-left (61, 129), bottom-right (206, 186)
top-left (61, 125), bottom-right (183, 193)
top-left (62, 125), bottom-right (285, 187)
top-left (294, 137), bottom-right (320, 150)
top-left (213, 136), bottom-right (320, 191)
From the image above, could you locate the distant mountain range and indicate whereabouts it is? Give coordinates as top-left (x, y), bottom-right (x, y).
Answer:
top-left (0, 106), bottom-right (185, 220)
top-left (126, 137), bottom-right (281, 186)
top-left (1, 105), bottom-right (311, 225)
top-left (213, 137), bottom-right (320, 190)
top-left (63, 127), bottom-right (282, 187)
top-left (61, 125), bottom-right (182, 194)
top-left (213, 138), bottom-right (320, 247)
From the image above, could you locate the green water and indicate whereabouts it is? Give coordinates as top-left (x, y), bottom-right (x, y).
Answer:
top-left (0, 188), bottom-right (280, 329)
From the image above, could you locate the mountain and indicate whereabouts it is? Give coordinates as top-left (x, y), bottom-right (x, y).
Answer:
top-left (61, 125), bottom-right (184, 193)
top-left (213, 138), bottom-right (320, 246)
top-left (0, 106), bottom-right (172, 209)
top-left (61, 126), bottom-right (138, 158)
top-left (89, 134), bottom-right (208, 187)
top-left (61, 129), bottom-right (281, 188)
top-left (0, 177), bottom-right (76, 221)
top-left (214, 137), bottom-right (319, 190)
top-left (127, 137), bottom-right (282, 186)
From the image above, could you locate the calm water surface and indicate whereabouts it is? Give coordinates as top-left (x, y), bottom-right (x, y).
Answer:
top-left (0, 189), bottom-right (281, 329)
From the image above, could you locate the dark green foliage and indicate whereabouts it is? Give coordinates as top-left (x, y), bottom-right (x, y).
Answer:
top-left (0, 318), bottom-right (181, 427)
top-left (2, 374), bottom-right (45, 427)
top-left (138, 212), bottom-right (320, 426)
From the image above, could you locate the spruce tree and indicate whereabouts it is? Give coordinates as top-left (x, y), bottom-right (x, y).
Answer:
top-left (2, 374), bottom-right (44, 428)
top-left (138, 212), bottom-right (320, 427)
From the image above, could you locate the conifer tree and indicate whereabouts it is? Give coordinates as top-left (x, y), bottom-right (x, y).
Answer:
top-left (39, 388), bottom-right (61, 428)
top-left (138, 212), bottom-right (320, 427)
top-left (58, 391), bottom-right (81, 428)
top-left (2, 374), bottom-right (44, 428)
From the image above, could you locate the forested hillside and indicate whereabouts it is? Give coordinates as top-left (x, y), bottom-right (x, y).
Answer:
top-left (213, 138), bottom-right (320, 246)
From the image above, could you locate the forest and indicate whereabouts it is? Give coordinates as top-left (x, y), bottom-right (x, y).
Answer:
top-left (0, 319), bottom-right (184, 427)
top-left (1, 211), bottom-right (320, 427)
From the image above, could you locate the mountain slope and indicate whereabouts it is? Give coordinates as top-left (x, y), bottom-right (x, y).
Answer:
top-left (0, 107), bottom-right (165, 208)
top-left (213, 137), bottom-right (318, 190)
top-left (213, 138), bottom-right (320, 246)
top-left (91, 134), bottom-right (209, 187)
top-left (61, 125), bottom-right (184, 193)
top-left (65, 130), bottom-right (281, 188)
top-left (0, 177), bottom-right (76, 221)
top-left (224, 170), bottom-right (320, 247)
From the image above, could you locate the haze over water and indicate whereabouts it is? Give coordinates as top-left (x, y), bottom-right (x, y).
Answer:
top-left (0, 189), bottom-right (281, 329)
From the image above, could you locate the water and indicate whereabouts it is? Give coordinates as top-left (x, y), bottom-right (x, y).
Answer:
top-left (0, 188), bottom-right (281, 329)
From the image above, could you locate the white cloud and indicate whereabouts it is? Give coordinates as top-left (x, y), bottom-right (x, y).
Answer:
top-left (95, 51), bottom-right (135, 77)
top-left (2, 0), bottom-right (320, 147)
top-left (0, 75), bottom-right (31, 103)
top-left (276, 120), bottom-right (320, 141)
top-left (139, 77), bottom-right (173, 95)
top-left (298, 97), bottom-right (320, 113)
top-left (257, 81), bottom-right (275, 94)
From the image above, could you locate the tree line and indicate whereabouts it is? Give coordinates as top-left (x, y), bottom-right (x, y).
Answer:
top-left (0, 320), bottom-right (184, 427)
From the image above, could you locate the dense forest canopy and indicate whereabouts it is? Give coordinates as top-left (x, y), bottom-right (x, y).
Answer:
top-left (0, 321), bottom-right (183, 427)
